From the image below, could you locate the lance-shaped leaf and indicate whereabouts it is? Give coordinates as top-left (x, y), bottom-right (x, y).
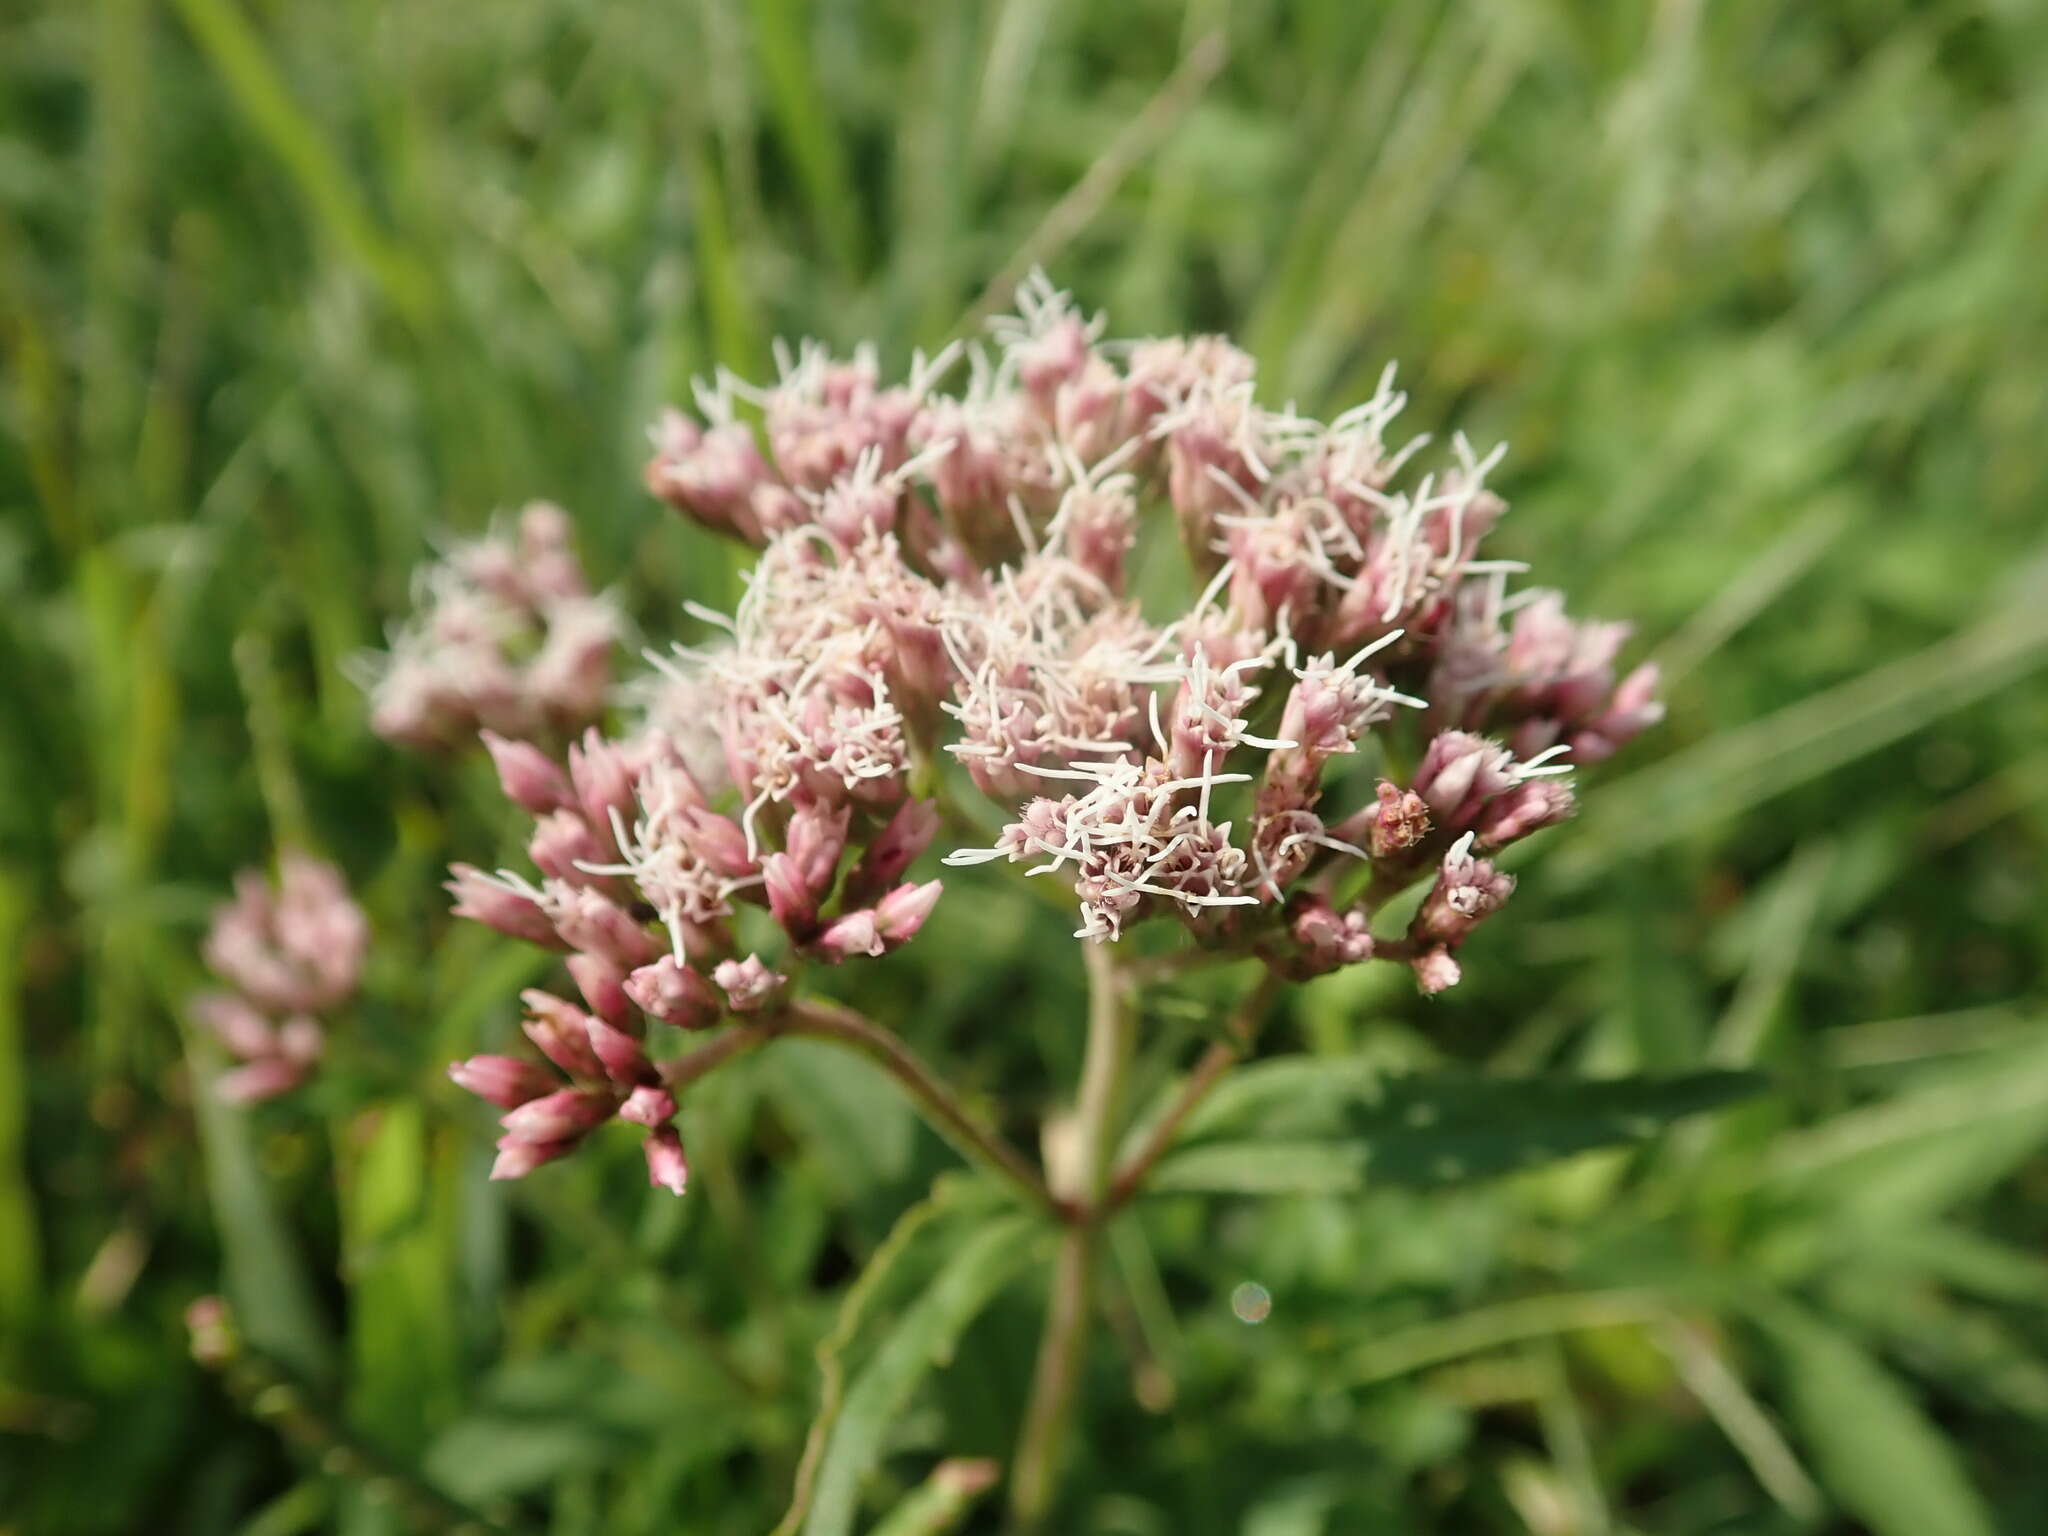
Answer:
top-left (1148, 1067), bottom-right (1764, 1195)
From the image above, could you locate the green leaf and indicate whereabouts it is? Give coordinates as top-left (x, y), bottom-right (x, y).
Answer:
top-left (803, 1214), bottom-right (1033, 1536)
top-left (759, 1036), bottom-right (917, 1197)
top-left (422, 1415), bottom-right (615, 1504)
top-left (1149, 1068), bottom-right (1764, 1194)
top-left (187, 1033), bottom-right (334, 1385)
top-left (1762, 1305), bottom-right (1996, 1536)
top-left (1764, 1026), bottom-right (2048, 1222)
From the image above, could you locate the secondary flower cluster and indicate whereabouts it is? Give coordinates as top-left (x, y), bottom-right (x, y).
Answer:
top-left (445, 714), bottom-right (943, 1189)
top-left (362, 501), bottom-right (620, 751)
top-left (192, 855), bottom-right (367, 1103)
top-left (437, 275), bottom-right (1660, 1191)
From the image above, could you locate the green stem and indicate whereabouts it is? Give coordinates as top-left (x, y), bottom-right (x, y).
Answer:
top-left (1103, 970), bottom-right (1279, 1213)
top-left (1008, 943), bottom-right (1132, 1528)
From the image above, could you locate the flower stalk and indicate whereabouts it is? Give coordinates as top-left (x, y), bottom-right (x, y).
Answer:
top-left (1010, 942), bottom-right (1135, 1527)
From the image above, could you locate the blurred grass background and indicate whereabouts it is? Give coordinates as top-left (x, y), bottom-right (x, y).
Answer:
top-left (3, 0), bottom-right (2047, 1531)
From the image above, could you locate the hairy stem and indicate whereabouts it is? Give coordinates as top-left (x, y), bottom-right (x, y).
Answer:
top-left (1009, 942), bottom-right (1133, 1528)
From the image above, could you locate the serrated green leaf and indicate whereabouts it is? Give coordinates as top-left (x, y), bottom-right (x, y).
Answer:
top-left (1763, 1306), bottom-right (1996, 1536)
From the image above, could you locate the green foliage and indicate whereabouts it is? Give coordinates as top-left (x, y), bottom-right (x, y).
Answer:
top-left (4, 0), bottom-right (2047, 1531)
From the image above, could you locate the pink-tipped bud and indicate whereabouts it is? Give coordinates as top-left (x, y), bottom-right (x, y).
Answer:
top-left (847, 798), bottom-right (940, 903)
top-left (1571, 662), bottom-right (1665, 764)
top-left (624, 955), bottom-right (723, 1030)
top-left (643, 1125), bottom-right (690, 1196)
top-left (529, 810), bottom-right (606, 883)
top-left (567, 731), bottom-right (642, 849)
top-left (1412, 732), bottom-right (1515, 831)
top-left (192, 992), bottom-right (275, 1060)
top-left (545, 885), bottom-right (662, 969)
top-left (1410, 947), bottom-right (1463, 995)
top-left (566, 951), bottom-right (634, 1028)
top-left (763, 853), bottom-right (820, 938)
top-left (1474, 779), bottom-right (1575, 849)
top-left (814, 909), bottom-right (882, 962)
top-left (481, 731), bottom-right (571, 814)
top-left (678, 806), bottom-right (756, 879)
top-left (785, 802), bottom-right (850, 894)
top-left (584, 1015), bottom-right (655, 1088)
top-left (520, 989), bottom-right (606, 1078)
top-left (1290, 897), bottom-right (1374, 973)
top-left (449, 1054), bottom-right (557, 1110)
top-left (714, 955), bottom-right (786, 1012)
top-left (215, 1058), bottom-right (305, 1105)
top-left (618, 1084), bottom-right (677, 1128)
top-left (490, 1134), bottom-right (575, 1181)
top-left (447, 865), bottom-right (568, 950)
top-left (875, 879), bottom-right (942, 944)
top-left (500, 1088), bottom-right (615, 1144)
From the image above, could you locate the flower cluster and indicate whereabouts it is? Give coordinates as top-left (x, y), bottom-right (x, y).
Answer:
top-left (646, 274), bottom-right (1658, 989)
top-left (193, 855), bottom-right (367, 1103)
top-left (445, 638), bottom-right (944, 1187)
top-left (445, 275), bottom-right (1660, 1191)
top-left (362, 502), bottom-right (620, 750)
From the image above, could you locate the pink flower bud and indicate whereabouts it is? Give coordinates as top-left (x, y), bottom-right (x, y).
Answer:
top-left (1410, 947), bottom-right (1462, 995)
top-left (713, 955), bottom-right (786, 1012)
top-left (529, 810), bottom-right (606, 883)
top-left (643, 1125), bottom-right (690, 1196)
top-left (192, 992), bottom-right (275, 1060)
top-left (215, 1058), bottom-right (306, 1105)
top-left (624, 955), bottom-right (723, 1030)
top-left (567, 731), bottom-right (642, 851)
top-left (1412, 732), bottom-right (1515, 831)
top-left (762, 853), bottom-right (820, 938)
top-left (566, 951), bottom-right (634, 1027)
top-left (785, 802), bottom-right (850, 894)
top-left (449, 1054), bottom-right (557, 1110)
top-left (584, 1015), bottom-right (655, 1087)
top-left (481, 731), bottom-right (570, 814)
top-left (544, 885), bottom-right (662, 969)
top-left (500, 1088), bottom-right (616, 1144)
top-left (814, 909), bottom-right (882, 962)
top-left (1571, 662), bottom-right (1664, 764)
top-left (1290, 897), bottom-right (1374, 973)
top-left (1474, 779), bottom-right (1575, 849)
top-left (448, 865), bottom-right (568, 950)
top-left (520, 989), bottom-right (606, 1078)
top-left (618, 1084), bottom-right (677, 1127)
top-left (846, 799), bottom-right (940, 905)
top-left (677, 805), bottom-right (756, 878)
top-left (490, 1134), bottom-right (575, 1181)
top-left (875, 879), bottom-right (942, 944)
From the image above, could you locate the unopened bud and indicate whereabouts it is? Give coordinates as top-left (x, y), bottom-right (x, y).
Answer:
top-left (449, 1054), bottom-right (557, 1110)
top-left (643, 1125), bottom-right (690, 1195)
top-left (618, 1084), bottom-right (677, 1127)
top-left (481, 731), bottom-right (570, 814)
top-left (624, 955), bottom-right (722, 1030)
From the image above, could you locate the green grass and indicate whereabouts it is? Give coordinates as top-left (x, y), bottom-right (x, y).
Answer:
top-left (3, 0), bottom-right (2046, 1531)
